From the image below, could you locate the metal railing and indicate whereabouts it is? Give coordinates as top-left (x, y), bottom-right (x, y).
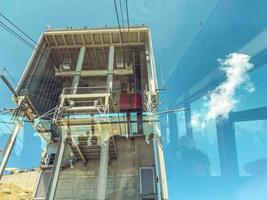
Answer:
top-left (62, 86), bottom-right (109, 95)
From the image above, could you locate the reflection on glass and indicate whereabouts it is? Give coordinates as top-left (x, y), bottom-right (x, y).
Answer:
top-left (235, 120), bottom-right (267, 176)
top-left (190, 98), bottom-right (221, 176)
top-left (176, 111), bottom-right (187, 137)
top-left (177, 135), bottom-right (211, 176)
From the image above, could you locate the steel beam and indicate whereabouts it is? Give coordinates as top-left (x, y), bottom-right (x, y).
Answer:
top-left (61, 93), bottom-right (110, 99)
top-left (230, 106), bottom-right (267, 122)
top-left (55, 68), bottom-right (133, 77)
top-left (48, 42), bottom-right (145, 49)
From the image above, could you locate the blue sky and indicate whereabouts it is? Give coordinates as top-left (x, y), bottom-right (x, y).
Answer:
top-left (1, 1), bottom-right (267, 199)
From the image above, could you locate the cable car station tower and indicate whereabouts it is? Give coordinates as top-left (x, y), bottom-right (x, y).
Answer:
top-left (0, 26), bottom-right (168, 200)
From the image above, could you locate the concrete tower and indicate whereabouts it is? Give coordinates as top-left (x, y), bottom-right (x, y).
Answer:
top-left (1, 26), bottom-right (168, 200)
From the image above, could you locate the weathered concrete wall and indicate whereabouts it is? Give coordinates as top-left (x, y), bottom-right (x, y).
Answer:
top-left (1, 170), bottom-right (40, 191)
top-left (54, 136), bottom-right (155, 200)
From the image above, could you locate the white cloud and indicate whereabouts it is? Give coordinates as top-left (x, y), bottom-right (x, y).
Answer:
top-left (191, 53), bottom-right (254, 129)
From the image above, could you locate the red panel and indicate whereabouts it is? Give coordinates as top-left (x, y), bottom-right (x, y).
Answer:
top-left (120, 93), bottom-right (142, 110)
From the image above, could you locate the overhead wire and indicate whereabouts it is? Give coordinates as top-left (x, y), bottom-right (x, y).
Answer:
top-left (0, 13), bottom-right (38, 46)
top-left (119, 0), bottom-right (128, 67)
top-left (0, 20), bottom-right (36, 50)
top-left (0, 12), bottom-right (51, 57)
top-left (0, 15), bottom-right (44, 91)
top-left (0, 12), bottom-right (57, 107)
top-left (119, 0), bottom-right (125, 29)
top-left (0, 12), bottom-right (54, 67)
top-left (125, 0), bottom-right (130, 43)
top-left (113, 0), bottom-right (125, 58)
top-left (113, 0), bottom-right (122, 35)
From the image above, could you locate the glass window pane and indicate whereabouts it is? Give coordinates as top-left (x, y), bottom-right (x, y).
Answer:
top-left (235, 120), bottom-right (267, 176)
top-left (234, 65), bottom-right (267, 112)
top-left (189, 98), bottom-right (221, 176)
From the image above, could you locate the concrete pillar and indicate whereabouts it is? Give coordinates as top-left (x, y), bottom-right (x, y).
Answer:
top-left (45, 132), bottom-right (67, 200)
top-left (96, 45), bottom-right (114, 200)
top-left (153, 137), bottom-right (168, 200)
top-left (106, 45), bottom-right (114, 92)
top-left (105, 45), bottom-right (114, 105)
top-left (71, 46), bottom-right (86, 90)
top-left (96, 140), bottom-right (109, 200)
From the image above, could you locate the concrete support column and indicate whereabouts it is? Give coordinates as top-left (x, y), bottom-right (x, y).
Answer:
top-left (153, 137), bottom-right (168, 200)
top-left (46, 132), bottom-right (67, 200)
top-left (71, 46), bottom-right (86, 90)
top-left (96, 45), bottom-right (114, 200)
top-left (105, 45), bottom-right (114, 105)
top-left (0, 123), bottom-right (22, 180)
top-left (59, 46), bottom-right (85, 108)
top-left (96, 140), bottom-right (110, 200)
top-left (107, 45), bottom-right (114, 91)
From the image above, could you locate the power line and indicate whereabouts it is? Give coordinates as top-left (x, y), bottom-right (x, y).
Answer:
top-left (0, 20), bottom-right (36, 50)
top-left (0, 13), bottom-right (55, 92)
top-left (0, 14), bottom-right (57, 124)
top-left (113, 0), bottom-right (127, 65)
top-left (119, 0), bottom-right (125, 30)
top-left (0, 18), bottom-right (48, 57)
top-left (0, 13), bottom-right (38, 46)
top-left (125, 0), bottom-right (131, 43)
top-left (0, 12), bottom-right (49, 55)
top-left (113, 0), bottom-right (122, 39)
top-left (0, 12), bottom-right (54, 56)
top-left (0, 18), bottom-right (38, 90)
